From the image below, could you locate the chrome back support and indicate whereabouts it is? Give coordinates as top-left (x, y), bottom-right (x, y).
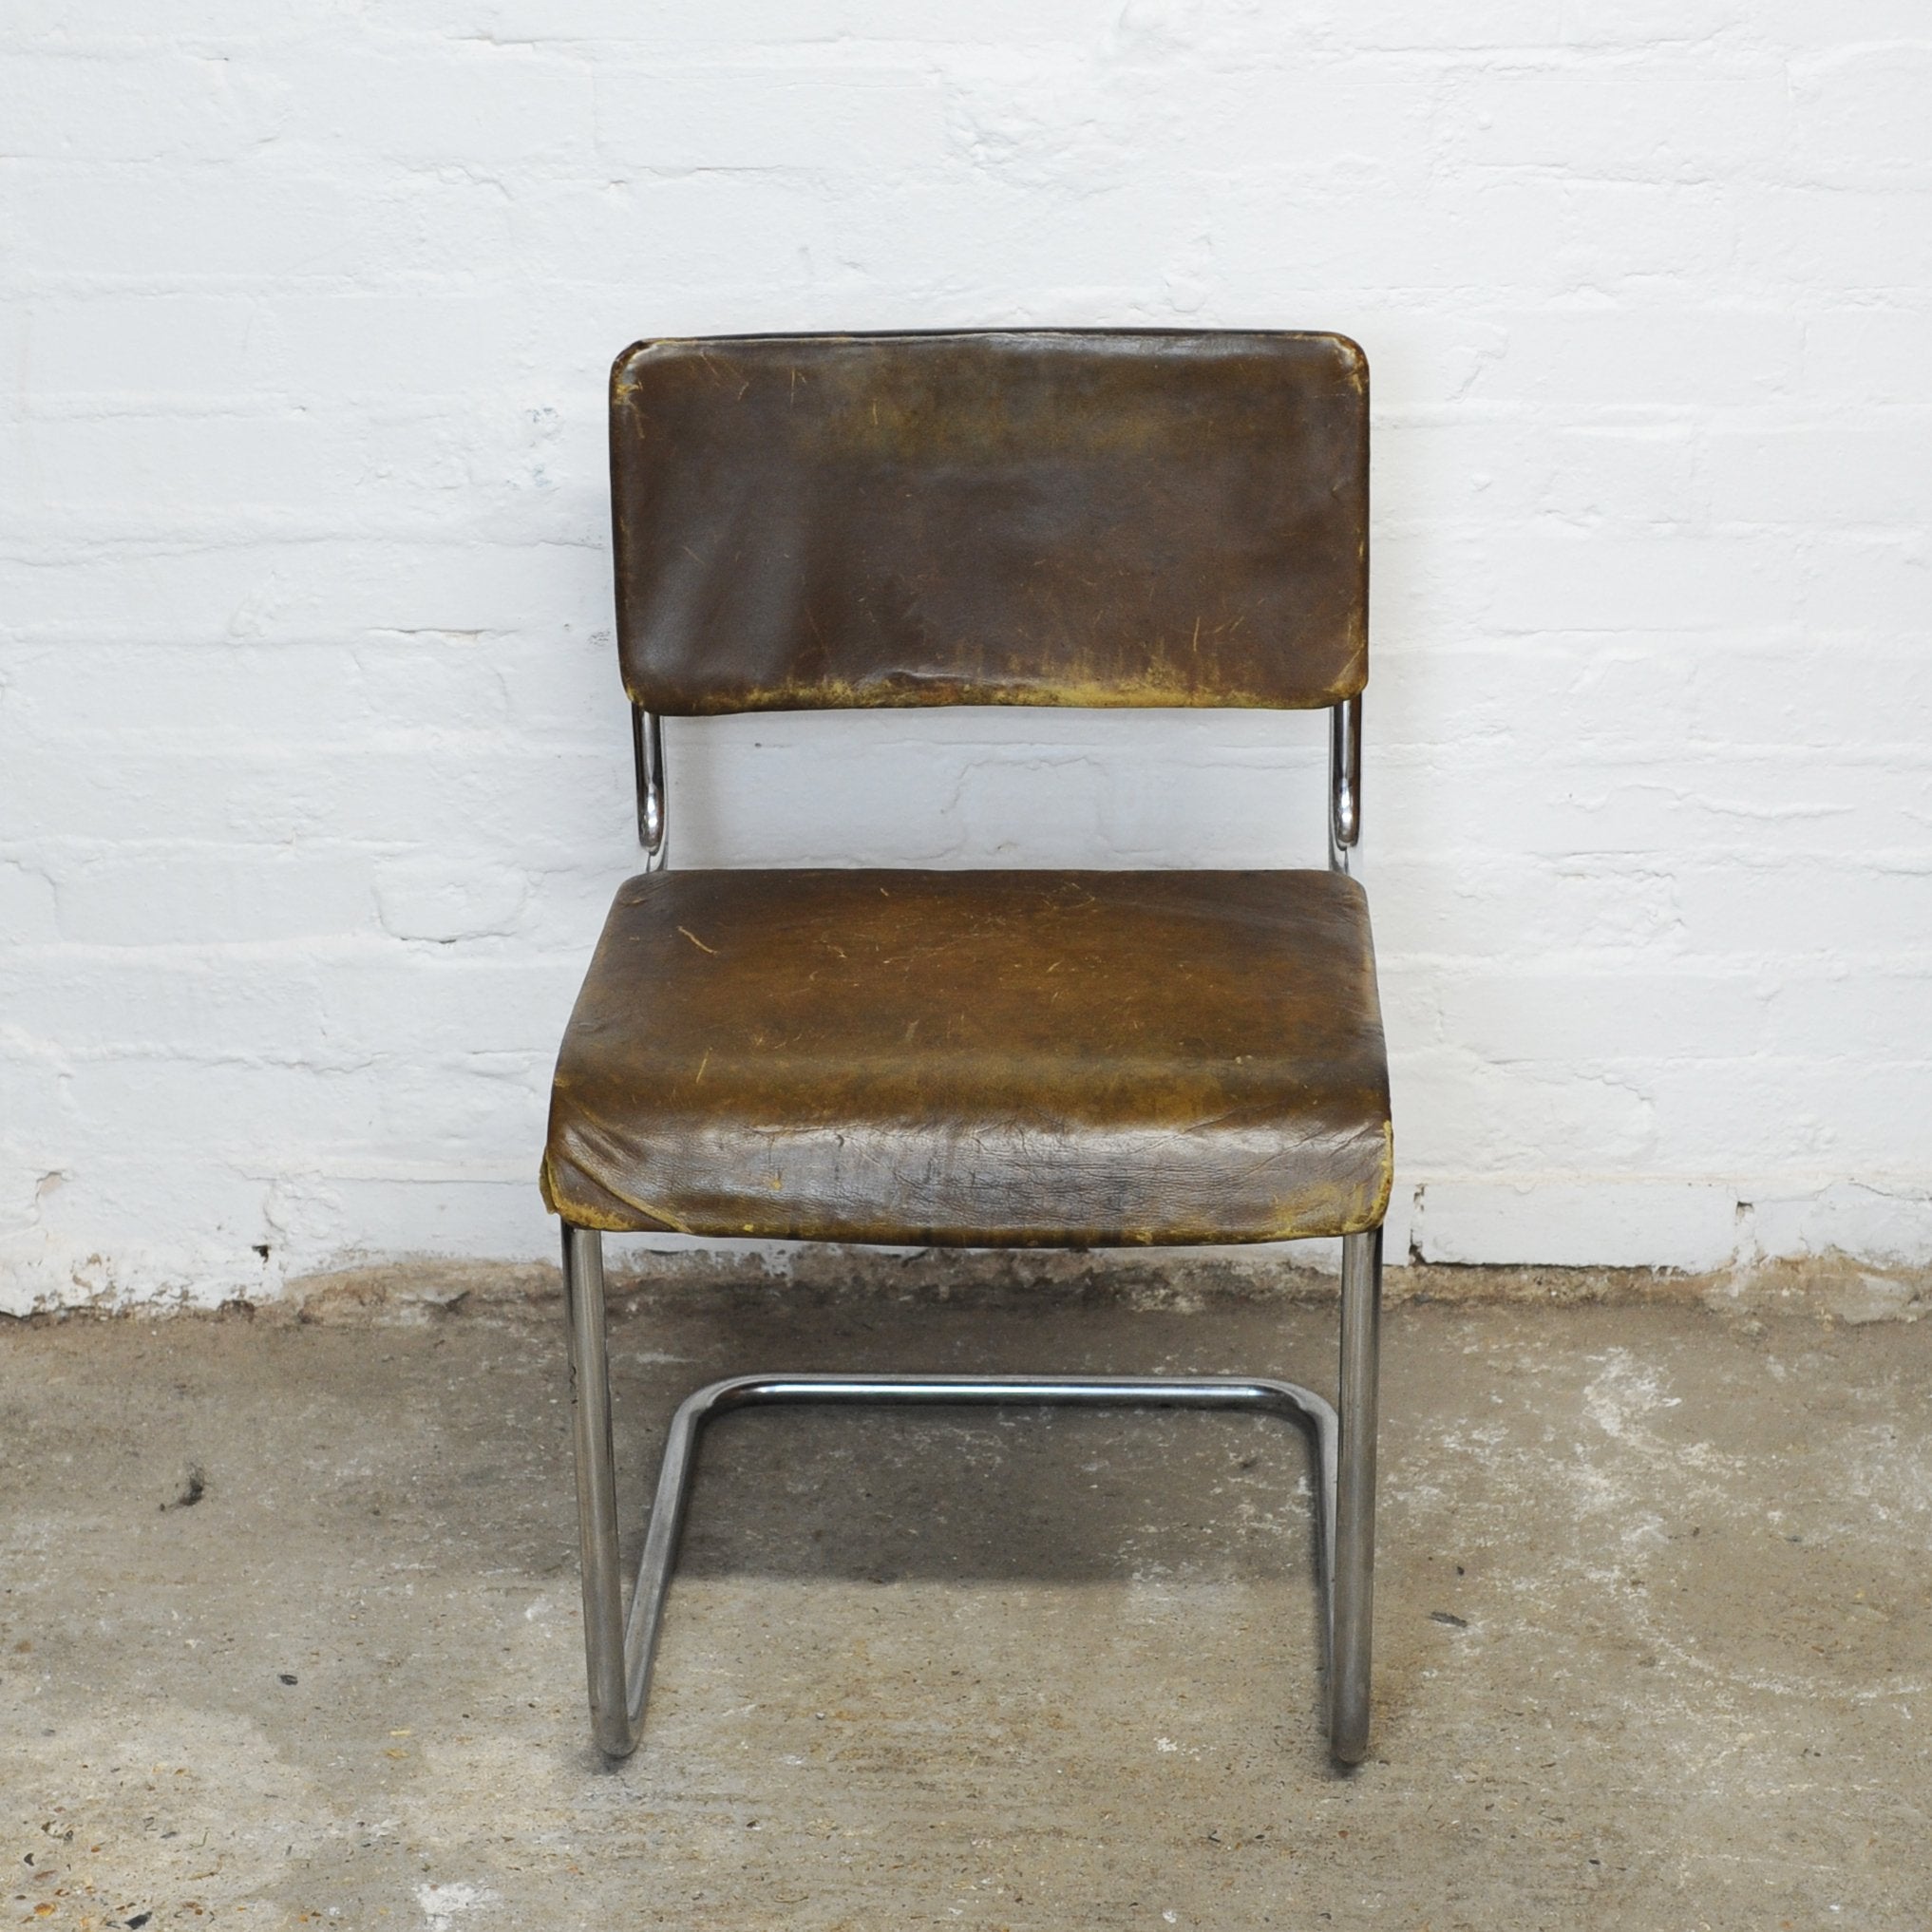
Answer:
top-left (1328, 692), bottom-right (1361, 877)
top-left (633, 694), bottom-right (1363, 877)
top-left (630, 704), bottom-right (668, 871)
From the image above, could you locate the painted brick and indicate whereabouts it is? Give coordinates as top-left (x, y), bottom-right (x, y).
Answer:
top-left (1378, 753), bottom-right (1926, 865)
top-left (1414, 1180), bottom-right (1741, 1271)
top-left (1645, 1060), bottom-right (1932, 1170)
top-left (54, 853), bottom-right (377, 946)
top-left (1555, 1), bottom-right (1750, 49)
top-left (1449, 56), bottom-right (1792, 182)
top-left (1674, 859), bottom-right (1932, 962)
top-left (276, 47), bottom-right (595, 170)
top-left (2, 161), bottom-right (518, 284)
top-left (1800, 536), bottom-right (1932, 635)
top-left (1305, 4), bottom-right (1566, 53)
top-left (1790, 46), bottom-right (1932, 189)
top-left (594, 66), bottom-right (950, 174)
top-left (1747, 1), bottom-right (1930, 47)
top-left (3, 2), bottom-right (1929, 1308)
top-left (478, 0), bottom-right (1124, 47)
top-left (1104, 66), bottom-right (1440, 184)
top-left (1803, 307), bottom-right (1932, 405)
top-left (0, 50), bottom-right (288, 162)
top-left (1471, 309), bottom-right (1804, 407)
top-left (1706, 421), bottom-right (1932, 525)
top-left (1749, 1183), bottom-right (1932, 1270)
top-left (1488, 530), bottom-right (1808, 632)
top-left (1430, 968), bottom-right (1775, 1066)
top-left (24, 295), bottom-right (276, 397)
top-left (0, 861), bottom-right (61, 946)
top-left (1738, 186), bottom-right (1932, 291)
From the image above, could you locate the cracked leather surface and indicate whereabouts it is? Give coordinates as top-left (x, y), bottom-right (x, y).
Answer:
top-left (610, 329), bottom-right (1368, 717)
top-left (542, 868), bottom-right (1392, 1247)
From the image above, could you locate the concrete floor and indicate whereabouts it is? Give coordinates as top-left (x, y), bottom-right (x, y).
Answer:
top-left (3, 1265), bottom-right (1929, 1930)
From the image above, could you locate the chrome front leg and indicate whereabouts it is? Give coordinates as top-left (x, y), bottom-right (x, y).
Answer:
top-left (561, 1223), bottom-right (639, 1756)
top-left (1330, 1223), bottom-right (1384, 1763)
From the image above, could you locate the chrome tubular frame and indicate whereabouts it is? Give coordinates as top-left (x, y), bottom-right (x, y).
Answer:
top-left (631, 704), bottom-right (668, 870)
top-left (561, 1223), bottom-right (1346, 1762)
top-left (1328, 691), bottom-right (1361, 877)
top-left (564, 690), bottom-right (1385, 1767)
top-left (561, 1220), bottom-right (1383, 1765)
top-left (1324, 691), bottom-right (1380, 1760)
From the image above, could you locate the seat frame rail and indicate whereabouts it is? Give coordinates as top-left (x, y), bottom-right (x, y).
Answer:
top-left (559, 1222), bottom-right (1384, 1766)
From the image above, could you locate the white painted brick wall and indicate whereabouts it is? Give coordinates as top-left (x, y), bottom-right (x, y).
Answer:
top-left (5, 1), bottom-right (1930, 1310)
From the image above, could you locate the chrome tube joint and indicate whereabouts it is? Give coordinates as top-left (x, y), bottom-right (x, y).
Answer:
top-left (1328, 693), bottom-right (1361, 877)
top-left (631, 704), bottom-right (668, 871)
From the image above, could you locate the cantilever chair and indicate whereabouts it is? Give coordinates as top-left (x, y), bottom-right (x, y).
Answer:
top-left (543, 329), bottom-right (1391, 1767)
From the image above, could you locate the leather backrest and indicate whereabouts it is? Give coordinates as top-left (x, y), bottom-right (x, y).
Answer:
top-left (610, 330), bottom-right (1367, 716)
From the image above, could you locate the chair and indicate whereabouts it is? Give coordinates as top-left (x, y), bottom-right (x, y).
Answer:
top-left (543, 329), bottom-right (1391, 1767)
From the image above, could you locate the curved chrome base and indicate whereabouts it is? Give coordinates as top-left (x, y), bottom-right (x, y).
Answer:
top-left (561, 1223), bottom-right (1383, 1768)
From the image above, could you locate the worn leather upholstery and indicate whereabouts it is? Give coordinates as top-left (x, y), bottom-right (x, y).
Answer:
top-left (542, 868), bottom-right (1391, 1247)
top-left (548, 329), bottom-right (1389, 1250)
top-left (611, 331), bottom-right (1368, 716)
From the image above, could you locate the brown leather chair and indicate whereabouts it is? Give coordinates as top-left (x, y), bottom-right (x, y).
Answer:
top-left (544, 330), bottom-right (1392, 1767)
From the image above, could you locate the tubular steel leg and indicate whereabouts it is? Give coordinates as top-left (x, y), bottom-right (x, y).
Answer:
top-left (561, 1224), bottom-right (632, 1756)
top-left (555, 1235), bottom-right (1347, 1765)
top-left (1331, 1224), bottom-right (1384, 1764)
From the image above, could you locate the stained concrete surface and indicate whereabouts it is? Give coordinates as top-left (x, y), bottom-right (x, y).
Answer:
top-left (3, 1268), bottom-right (1929, 1930)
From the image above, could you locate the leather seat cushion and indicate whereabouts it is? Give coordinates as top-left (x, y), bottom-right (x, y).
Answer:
top-left (542, 868), bottom-right (1392, 1247)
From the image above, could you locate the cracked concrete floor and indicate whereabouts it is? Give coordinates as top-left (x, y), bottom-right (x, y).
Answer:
top-left (3, 1275), bottom-right (1929, 1930)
